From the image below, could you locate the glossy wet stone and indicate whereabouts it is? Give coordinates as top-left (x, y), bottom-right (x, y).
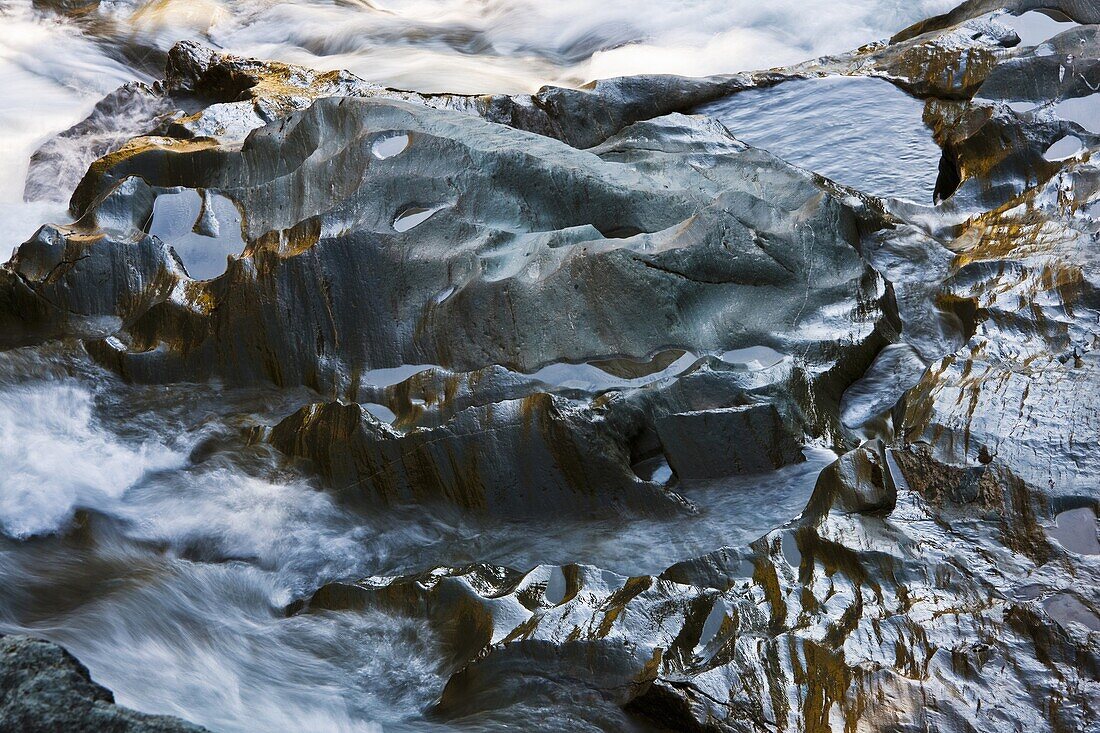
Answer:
top-left (0, 2), bottom-right (1098, 731)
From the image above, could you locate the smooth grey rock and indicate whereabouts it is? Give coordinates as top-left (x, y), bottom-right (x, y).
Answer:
top-left (654, 404), bottom-right (802, 480)
top-left (840, 343), bottom-right (927, 437)
top-left (977, 25), bottom-right (1100, 103)
top-left (44, 99), bottom-right (889, 397)
top-left (267, 394), bottom-right (686, 517)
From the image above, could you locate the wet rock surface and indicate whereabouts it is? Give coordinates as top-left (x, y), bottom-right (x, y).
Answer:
top-left (1, 0), bottom-right (1098, 730)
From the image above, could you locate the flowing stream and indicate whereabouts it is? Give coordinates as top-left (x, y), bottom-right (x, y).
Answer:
top-left (699, 76), bottom-right (945, 203)
top-left (0, 1), bottom-right (958, 730)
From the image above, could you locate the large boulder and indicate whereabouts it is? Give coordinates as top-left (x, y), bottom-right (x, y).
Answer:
top-left (27, 103), bottom-right (889, 389)
top-left (1, 75), bottom-right (899, 507)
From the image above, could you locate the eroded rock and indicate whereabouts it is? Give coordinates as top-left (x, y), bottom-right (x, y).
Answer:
top-left (2, 1), bottom-right (1098, 730)
top-left (304, 439), bottom-right (1098, 731)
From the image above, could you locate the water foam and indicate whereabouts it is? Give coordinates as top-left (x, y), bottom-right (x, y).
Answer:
top-left (35, 0), bottom-right (959, 95)
top-left (0, 374), bottom-right (441, 731)
top-left (0, 2), bottom-right (138, 258)
top-left (0, 382), bottom-right (185, 539)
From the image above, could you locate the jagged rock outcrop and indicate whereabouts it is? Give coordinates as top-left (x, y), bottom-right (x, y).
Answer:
top-left (0, 635), bottom-right (208, 733)
top-left (305, 435), bottom-right (1097, 731)
top-left (279, 3), bottom-right (1097, 730)
top-left (902, 158), bottom-right (1100, 503)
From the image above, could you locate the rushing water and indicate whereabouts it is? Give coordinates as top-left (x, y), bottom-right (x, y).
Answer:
top-left (699, 76), bottom-right (945, 203)
top-left (0, 348), bottom-right (833, 730)
top-left (0, 2), bottom-right (136, 254)
top-left (0, 0), bottom-right (958, 730)
top-left (1, 0), bottom-right (955, 256)
top-left (35, 0), bottom-right (960, 94)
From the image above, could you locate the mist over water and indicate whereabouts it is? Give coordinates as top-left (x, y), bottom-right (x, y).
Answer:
top-left (0, 0), bottom-right (954, 730)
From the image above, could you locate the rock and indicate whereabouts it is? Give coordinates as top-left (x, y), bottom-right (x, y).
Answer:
top-left (3, 41), bottom-right (902, 527)
top-left (156, 40), bottom-right (424, 144)
top-left (477, 72), bottom-right (790, 150)
top-left (977, 25), bottom-right (1100, 103)
top-left (839, 343), bottom-right (928, 436)
top-left (0, 635), bottom-right (207, 732)
top-left (264, 354), bottom-right (822, 514)
top-left (0, 178), bottom-right (181, 349)
top-left (654, 403), bottom-right (802, 480)
top-left (270, 4), bottom-right (1099, 728)
top-left (304, 446), bottom-right (1099, 731)
top-left (31, 0), bottom-right (100, 14)
top-left (803, 439), bottom-right (897, 516)
top-left (893, 0), bottom-right (1100, 44)
top-left (901, 159), bottom-right (1100, 505)
top-left (60, 100), bottom-right (887, 386)
top-left (0, 74), bottom-right (896, 504)
top-left (267, 394), bottom-right (687, 516)
top-left (2, 1), bottom-right (1099, 730)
